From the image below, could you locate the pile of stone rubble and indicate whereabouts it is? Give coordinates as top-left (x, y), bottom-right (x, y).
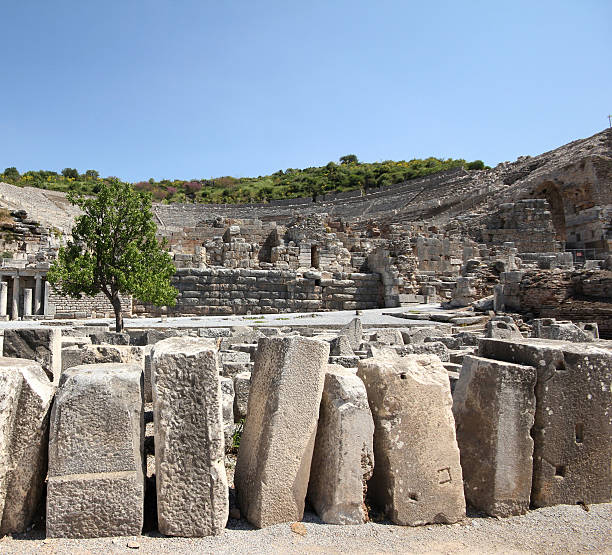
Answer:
top-left (0, 315), bottom-right (610, 538)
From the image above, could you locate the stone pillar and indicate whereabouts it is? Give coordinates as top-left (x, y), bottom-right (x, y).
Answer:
top-left (152, 337), bottom-right (228, 537)
top-left (44, 281), bottom-right (53, 317)
top-left (307, 366), bottom-right (374, 524)
top-left (453, 355), bottom-right (536, 517)
top-left (0, 282), bottom-right (7, 317)
top-left (34, 276), bottom-right (42, 315)
top-left (235, 336), bottom-right (329, 528)
top-left (0, 358), bottom-right (55, 534)
top-left (11, 276), bottom-right (19, 321)
top-left (357, 352), bottom-right (466, 526)
top-left (23, 289), bottom-right (33, 317)
top-left (46, 363), bottom-right (144, 538)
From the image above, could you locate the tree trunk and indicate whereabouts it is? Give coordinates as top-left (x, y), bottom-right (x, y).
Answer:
top-left (111, 293), bottom-right (123, 332)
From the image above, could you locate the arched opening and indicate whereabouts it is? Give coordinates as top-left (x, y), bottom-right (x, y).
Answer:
top-left (531, 181), bottom-right (567, 241)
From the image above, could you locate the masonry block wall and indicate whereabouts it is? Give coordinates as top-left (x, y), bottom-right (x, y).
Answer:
top-left (47, 290), bottom-right (132, 319)
top-left (132, 268), bottom-right (382, 316)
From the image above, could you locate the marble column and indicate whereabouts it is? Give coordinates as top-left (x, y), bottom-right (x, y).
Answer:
top-left (44, 280), bottom-right (52, 316)
top-left (23, 289), bottom-right (33, 317)
top-left (11, 276), bottom-right (20, 320)
top-left (0, 282), bottom-right (7, 317)
top-left (34, 275), bottom-right (42, 315)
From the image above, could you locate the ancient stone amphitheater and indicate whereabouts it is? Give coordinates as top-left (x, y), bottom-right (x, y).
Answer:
top-left (0, 129), bottom-right (610, 551)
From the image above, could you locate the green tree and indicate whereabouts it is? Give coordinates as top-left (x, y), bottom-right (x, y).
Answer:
top-left (47, 179), bottom-right (177, 331)
top-left (84, 169), bottom-right (100, 179)
top-left (466, 160), bottom-right (485, 170)
top-left (3, 167), bottom-right (20, 181)
top-left (61, 168), bottom-right (79, 179)
top-left (339, 154), bottom-right (358, 165)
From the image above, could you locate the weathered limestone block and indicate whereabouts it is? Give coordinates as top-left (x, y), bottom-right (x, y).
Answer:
top-left (531, 318), bottom-right (594, 342)
top-left (235, 336), bottom-right (329, 528)
top-left (0, 358), bottom-right (54, 534)
top-left (485, 320), bottom-right (523, 340)
top-left (478, 338), bottom-right (612, 507)
top-left (47, 364), bottom-right (144, 538)
top-left (152, 337), bottom-right (228, 537)
top-left (402, 341), bottom-right (450, 362)
top-left (88, 331), bottom-right (130, 345)
top-left (62, 344), bottom-right (145, 373)
top-left (220, 376), bottom-right (235, 448)
top-left (357, 353), bottom-right (465, 526)
top-left (220, 326), bottom-right (263, 350)
top-left (452, 355), bottom-right (536, 516)
top-left (450, 277), bottom-right (476, 308)
top-left (307, 366), bottom-right (374, 524)
top-left (328, 334), bottom-right (354, 356)
top-left (370, 328), bottom-right (404, 346)
top-left (340, 317), bottom-right (362, 351)
top-left (401, 326), bottom-right (445, 345)
top-left (3, 328), bottom-right (61, 383)
top-left (233, 371), bottom-right (251, 421)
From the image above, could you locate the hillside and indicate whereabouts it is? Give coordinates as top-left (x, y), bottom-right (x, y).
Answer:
top-left (0, 155), bottom-right (486, 205)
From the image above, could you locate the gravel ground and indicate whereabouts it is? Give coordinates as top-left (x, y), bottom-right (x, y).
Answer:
top-left (6, 396), bottom-right (609, 554)
top-left (4, 414), bottom-right (612, 555)
top-left (2, 502), bottom-right (610, 554)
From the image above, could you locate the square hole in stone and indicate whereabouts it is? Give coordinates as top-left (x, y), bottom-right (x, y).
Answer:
top-left (555, 465), bottom-right (566, 478)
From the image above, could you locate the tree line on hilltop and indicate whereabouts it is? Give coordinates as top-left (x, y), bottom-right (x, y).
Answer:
top-left (1, 155), bottom-right (488, 204)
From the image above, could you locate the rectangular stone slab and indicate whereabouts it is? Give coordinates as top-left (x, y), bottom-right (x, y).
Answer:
top-left (357, 353), bottom-right (466, 526)
top-left (235, 336), bottom-right (329, 528)
top-left (478, 338), bottom-right (612, 507)
top-left (47, 363), bottom-right (144, 538)
top-left (0, 358), bottom-right (54, 535)
top-left (307, 365), bottom-right (374, 524)
top-left (453, 355), bottom-right (536, 516)
top-left (152, 337), bottom-right (228, 537)
top-left (3, 328), bottom-right (61, 383)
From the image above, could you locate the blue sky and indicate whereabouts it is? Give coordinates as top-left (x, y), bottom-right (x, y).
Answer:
top-left (1, 1), bottom-right (610, 182)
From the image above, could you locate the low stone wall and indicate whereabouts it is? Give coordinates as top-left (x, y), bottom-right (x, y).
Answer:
top-left (47, 290), bottom-right (132, 319)
top-left (133, 268), bottom-right (382, 316)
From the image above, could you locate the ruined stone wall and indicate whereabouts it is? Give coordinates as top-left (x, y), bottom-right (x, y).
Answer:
top-left (496, 269), bottom-right (612, 338)
top-left (133, 268), bottom-right (382, 316)
top-left (482, 200), bottom-right (559, 253)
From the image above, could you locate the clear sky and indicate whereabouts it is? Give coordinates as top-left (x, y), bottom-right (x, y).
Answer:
top-left (1, 1), bottom-right (610, 182)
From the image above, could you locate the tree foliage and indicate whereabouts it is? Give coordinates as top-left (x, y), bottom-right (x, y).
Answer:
top-left (47, 179), bottom-right (177, 331)
top-left (61, 167), bottom-right (79, 179)
top-left (339, 154), bottom-right (359, 165)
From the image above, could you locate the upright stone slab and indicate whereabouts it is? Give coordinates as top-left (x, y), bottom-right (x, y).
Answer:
top-left (308, 366), bottom-right (374, 524)
top-left (340, 317), bottom-right (362, 351)
top-left (452, 355), bottom-right (536, 516)
top-left (357, 353), bottom-right (465, 526)
top-left (152, 337), bottom-right (228, 537)
top-left (0, 358), bottom-right (54, 534)
top-left (478, 338), bottom-right (612, 507)
top-left (47, 364), bottom-right (144, 538)
top-left (235, 336), bottom-right (329, 528)
top-left (3, 328), bottom-right (61, 382)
